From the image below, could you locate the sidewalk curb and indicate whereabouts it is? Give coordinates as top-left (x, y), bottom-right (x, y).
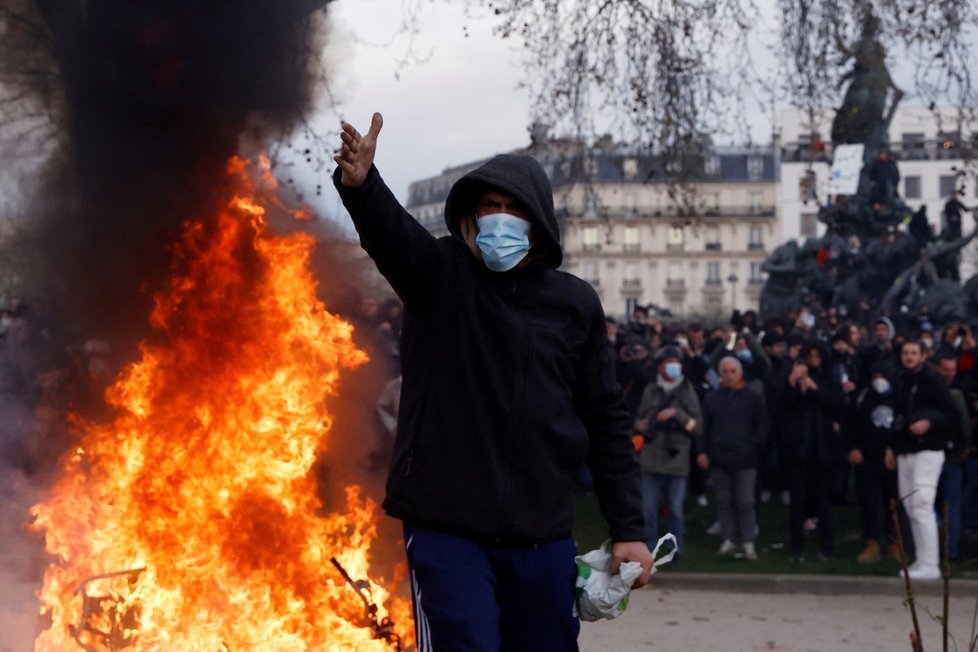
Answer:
top-left (649, 572), bottom-right (978, 597)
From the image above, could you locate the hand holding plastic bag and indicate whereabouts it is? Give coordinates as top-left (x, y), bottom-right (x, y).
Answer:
top-left (575, 534), bottom-right (677, 622)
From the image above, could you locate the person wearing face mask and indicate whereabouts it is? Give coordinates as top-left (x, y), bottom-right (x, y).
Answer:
top-left (333, 113), bottom-right (652, 651)
top-left (848, 363), bottom-right (902, 564)
top-left (634, 345), bottom-right (703, 560)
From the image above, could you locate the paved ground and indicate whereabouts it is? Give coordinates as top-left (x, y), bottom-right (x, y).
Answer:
top-left (5, 466), bottom-right (978, 652)
top-left (579, 574), bottom-right (978, 652)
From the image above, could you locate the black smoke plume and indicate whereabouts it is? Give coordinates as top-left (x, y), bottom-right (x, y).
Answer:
top-left (1, 0), bottom-right (333, 349)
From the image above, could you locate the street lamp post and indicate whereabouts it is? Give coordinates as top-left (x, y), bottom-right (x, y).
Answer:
top-left (727, 273), bottom-right (739, 312)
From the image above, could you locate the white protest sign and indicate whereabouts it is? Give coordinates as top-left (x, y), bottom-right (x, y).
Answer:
top-left (828, 143), bottom-right (865, 196)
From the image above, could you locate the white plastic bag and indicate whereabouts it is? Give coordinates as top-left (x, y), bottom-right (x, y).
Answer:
top-left (574, 534), bottom-right (677, 622)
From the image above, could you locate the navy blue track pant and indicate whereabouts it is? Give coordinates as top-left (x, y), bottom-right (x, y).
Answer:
top-left (403, 523), bottom-right (580, 652)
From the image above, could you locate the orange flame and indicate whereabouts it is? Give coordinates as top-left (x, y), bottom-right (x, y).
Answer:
top-left (31, 157), bottom-right (412, 650)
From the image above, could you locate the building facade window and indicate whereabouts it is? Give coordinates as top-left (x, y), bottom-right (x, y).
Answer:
top-left (706, 261), bottom-right (721, 285)
top-left (705, 155), bottom-right (721, 176)
top-left (582, 261), bottom-right (600, 285)
top-left (705, 225), bottom-right (721, 250)
top-left (799, 169), bottom-right (818, 202)
top-left (623, 158), bottom-right (638, 179)
top-left (705, 192), bottom-right (720, 214)
top-left (750, 261), bottom-right (764, 284)
top-left (801, 213), bottom-right (818, 237)
top-left (667, 226), bottom-right (684, 251)
top-left (582, 225), bottom-right (601, 251)
top-left (624, 192), bottom-right (637, 216)
top-left (584, 192), bottom-right (599, 217)
top-left (667, 262), bottom-right (684, 287)
top-left (623, 225), bottom-right (640, 252)
top-left (749, 224), bottom-right (764, 250)
top-left (748, 191), bottom-right (762, 214)
top-left (623, 262), bottom-right (640, 288)
top-left (901, 132), bottom-right (926, 159)
top-left (940, 175), bottom-right (958, 198)
top-left (747, 156), bottom-right (764, 181)
top-left (904, 175), bottom-right (922, 199)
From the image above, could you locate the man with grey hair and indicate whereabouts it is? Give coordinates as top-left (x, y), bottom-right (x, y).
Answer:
top-left (697, 356), bottom-right (769, 560)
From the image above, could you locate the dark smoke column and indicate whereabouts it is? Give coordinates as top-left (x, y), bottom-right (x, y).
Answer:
top-left (15, 0), bottom-right (332, 348)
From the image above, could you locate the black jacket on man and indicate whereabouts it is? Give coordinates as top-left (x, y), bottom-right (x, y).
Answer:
top-left (776, 365), bottom-right (844, 466)
top-left (701, 385), bottom-right (769, 470)
top-left (892, 365), bottom-right (959, 455)
top-left (333, 157), bottom-right (645, 545)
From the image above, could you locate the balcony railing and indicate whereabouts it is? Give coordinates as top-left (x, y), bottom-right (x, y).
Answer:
top-left (782, 138), bottom-right (976, 163)
top-left (666, 279), bottom-right (685, 288)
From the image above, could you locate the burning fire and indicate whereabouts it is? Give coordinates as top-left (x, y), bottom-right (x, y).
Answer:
top-left (31, 156), bottom-right (412, 650)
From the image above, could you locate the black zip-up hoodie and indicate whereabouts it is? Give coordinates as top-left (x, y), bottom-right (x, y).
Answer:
top-left (333, 156), bottom-right (645, 545)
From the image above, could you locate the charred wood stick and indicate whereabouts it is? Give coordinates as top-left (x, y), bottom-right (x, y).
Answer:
top-left (892, 498), bottom-right (924, 652)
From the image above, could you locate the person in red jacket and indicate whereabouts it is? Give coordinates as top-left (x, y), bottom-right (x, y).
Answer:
top-left (333, 113), bottom-right (652, 651)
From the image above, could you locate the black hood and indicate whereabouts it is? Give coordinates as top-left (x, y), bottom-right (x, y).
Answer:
top-left (444, 154), bottom-right (562, 268)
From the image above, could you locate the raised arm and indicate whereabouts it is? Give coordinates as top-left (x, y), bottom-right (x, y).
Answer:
top-left (331, 113), bottom-right (443, 304)
top-left (334, 112), bottom-right (384, 188)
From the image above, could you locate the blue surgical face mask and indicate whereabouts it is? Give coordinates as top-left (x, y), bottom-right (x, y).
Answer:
top-left (664, 362), bottom-right (683, 381)
top-left (475, 213), bottom-right (532, 272)
top-left (736, 349), bottom-right (753, 363)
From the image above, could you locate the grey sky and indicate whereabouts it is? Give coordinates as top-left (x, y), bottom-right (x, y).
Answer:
top-left (306, 0), bottom-right (533, 230)
top-left (303, 0), bottom-right (791, 234)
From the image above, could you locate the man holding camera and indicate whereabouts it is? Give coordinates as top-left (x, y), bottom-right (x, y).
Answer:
top-left (635, 345), bottom-right (703, 559)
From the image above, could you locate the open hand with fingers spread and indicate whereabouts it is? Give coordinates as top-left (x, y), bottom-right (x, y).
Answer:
top-left (334, 112), bottom-right (383, 188)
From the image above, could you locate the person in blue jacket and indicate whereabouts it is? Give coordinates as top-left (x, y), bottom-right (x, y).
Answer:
top-left (333, 113), bottom-right (652, 651)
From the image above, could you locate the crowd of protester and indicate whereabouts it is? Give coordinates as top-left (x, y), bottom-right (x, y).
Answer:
top-left (8, 277), bottom-right (974, 580)
top-left (608, 303), bottom-right (978, 578)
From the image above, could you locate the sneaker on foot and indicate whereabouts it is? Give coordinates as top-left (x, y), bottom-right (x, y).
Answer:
top-left (760, 490), bottom-right (772, 504)
top-left (906, 565), bottom-right (941, 581)
top-left (743, 542), bottom-right (758, 561)
top-left (717, 539), bottom-right (737, 555)
top-left (780, 490), bottom-right (791, 506)
top-left (697, 494), bottom-right (708, 507)
top-left (706, 520), bottom-right (722, 536)
top-left (803, 517), bottom-right (818, 532)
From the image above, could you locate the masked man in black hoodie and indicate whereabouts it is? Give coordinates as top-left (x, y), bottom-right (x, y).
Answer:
top-left (333, 113), bottom-right (652, 651)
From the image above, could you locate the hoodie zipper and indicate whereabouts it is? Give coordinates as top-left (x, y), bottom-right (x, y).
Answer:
top-left (496, 273), bottom-right (531, 540)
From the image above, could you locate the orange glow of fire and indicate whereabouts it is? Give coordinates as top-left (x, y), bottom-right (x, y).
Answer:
top-left (31, 157), bottom-right (413, 650)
